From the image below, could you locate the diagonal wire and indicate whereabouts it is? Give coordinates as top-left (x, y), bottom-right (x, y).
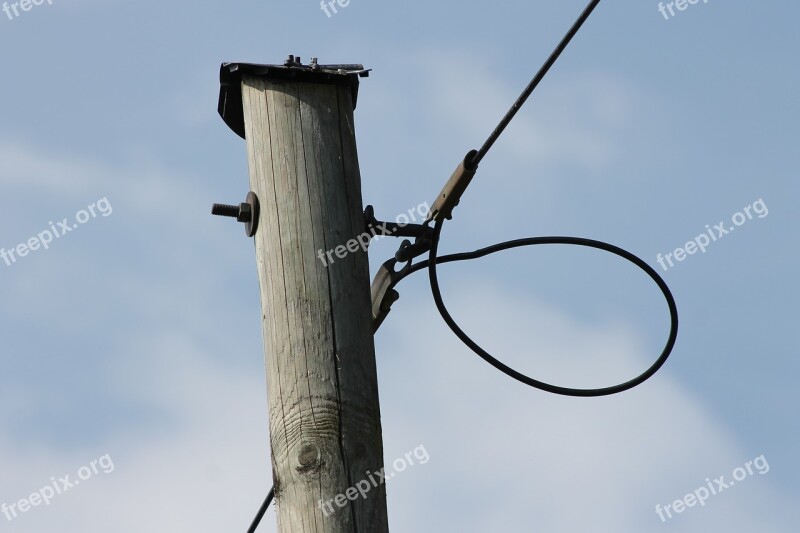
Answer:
top-left (248, 487), bottom-right (274, 533)
top-left (471, 0), bottom-right (602, 167)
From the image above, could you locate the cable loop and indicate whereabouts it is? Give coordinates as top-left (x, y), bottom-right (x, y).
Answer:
top-left (425, 219), bottom-right (679, 397)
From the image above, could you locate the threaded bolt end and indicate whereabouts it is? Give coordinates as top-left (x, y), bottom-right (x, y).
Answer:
top-left (212, 203), bottom-right (240, 218)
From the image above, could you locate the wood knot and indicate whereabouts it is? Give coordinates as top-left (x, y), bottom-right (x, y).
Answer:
top-left (296, 442), bottom-right (322, 474)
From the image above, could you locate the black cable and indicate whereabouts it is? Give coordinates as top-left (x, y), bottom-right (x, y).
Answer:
top-left (248, 487), bottom-right (274, 533)
top-left (402, 219), bottom-right (679, 397)
top-left (471, 0), bottom-right (602, 167)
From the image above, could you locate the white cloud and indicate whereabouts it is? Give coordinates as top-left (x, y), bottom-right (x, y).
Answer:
top-left (0, 336), bottom-right (277, 533)
top-left (375, 284), bottom-right (794, 532)
top-left (0, 142), bottom-right (101, 193)
top-left (2, 284), bottom-right (790, 532)
top-left (0, 140), bottom-right (211, 221)
top-left (417, 51), bottom-right (641, 172)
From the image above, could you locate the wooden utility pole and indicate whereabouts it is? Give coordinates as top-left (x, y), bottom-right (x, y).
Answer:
top-left (218, 59), bottom-right (389, 532)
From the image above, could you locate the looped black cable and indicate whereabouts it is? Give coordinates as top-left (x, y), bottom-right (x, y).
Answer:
top-left (422, 218), bottom-right (679, 397)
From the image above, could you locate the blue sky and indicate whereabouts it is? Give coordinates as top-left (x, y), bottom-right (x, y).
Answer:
top-left (0, 0), bottom-right (797, 531)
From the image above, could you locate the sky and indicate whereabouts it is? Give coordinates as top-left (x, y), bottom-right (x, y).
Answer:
top-left (0, 0), bottom-right (798, 531)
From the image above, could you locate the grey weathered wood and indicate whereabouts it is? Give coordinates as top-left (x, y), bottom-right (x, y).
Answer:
top-left (241, 74), bottom-right (389, 533)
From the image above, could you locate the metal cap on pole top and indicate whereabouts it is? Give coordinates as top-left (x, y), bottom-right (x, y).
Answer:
top-left (218, 57), bottom-right (371, 139)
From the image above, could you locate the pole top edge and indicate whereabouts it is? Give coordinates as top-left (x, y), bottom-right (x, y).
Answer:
top-left (218, 59), bottom-right (370, 139)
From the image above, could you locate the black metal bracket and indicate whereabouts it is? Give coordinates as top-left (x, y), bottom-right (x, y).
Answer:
top-left (363, 205), bottom-right (434, 258)
top-left (364, 205), bottom-right (432, 241)
top-left (365, 205), bottom-right (435, 332)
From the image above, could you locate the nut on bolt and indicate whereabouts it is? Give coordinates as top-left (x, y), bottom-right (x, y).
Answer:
top-left (212, 191), bottom-right (260, 237)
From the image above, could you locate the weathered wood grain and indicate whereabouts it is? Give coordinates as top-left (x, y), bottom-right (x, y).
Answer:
top-left (241, 75), bottom-right (389, 533)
